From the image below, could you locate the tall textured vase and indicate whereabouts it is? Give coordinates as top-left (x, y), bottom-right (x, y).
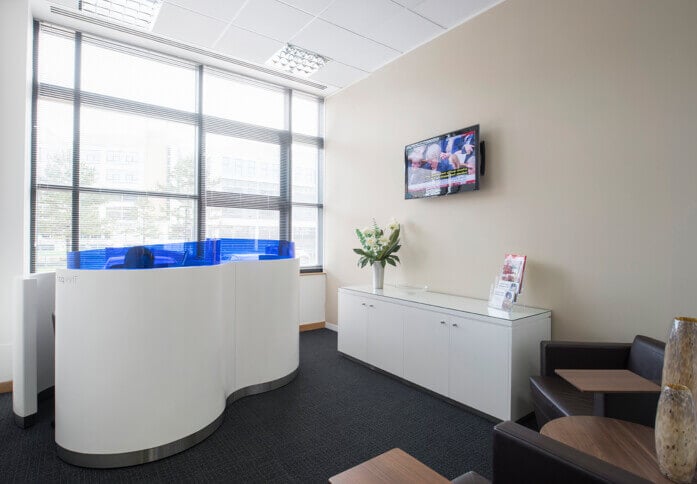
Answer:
top-left (372, 263), bottom-right (384, 291)
top-left (655, 384), bottom-right (697, 483)
top-left (662, 317), bottom-right (697, 403)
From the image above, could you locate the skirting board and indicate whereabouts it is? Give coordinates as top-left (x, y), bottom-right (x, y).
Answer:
top-left (324, 323), bottom-right (337, 332)
top-left (299, 322), bottom-right (325, 332)
top-left (0, 380), bottom-right (12, 394)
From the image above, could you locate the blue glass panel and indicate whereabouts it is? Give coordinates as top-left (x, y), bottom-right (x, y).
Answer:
top-left (66, 238), bottom-right (294, 270)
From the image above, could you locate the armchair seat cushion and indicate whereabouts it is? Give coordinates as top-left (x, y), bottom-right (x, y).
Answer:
top-left (530, 376), bottom-right (593, 424)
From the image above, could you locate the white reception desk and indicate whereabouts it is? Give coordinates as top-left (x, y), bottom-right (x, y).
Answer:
top-left (54, 257), bottom-right (299, 468)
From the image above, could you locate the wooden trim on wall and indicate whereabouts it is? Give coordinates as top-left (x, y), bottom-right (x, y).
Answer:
top-left (0, 380), bottom-right (12, 394)
top-left (300, 321), bottom-right (325, 332)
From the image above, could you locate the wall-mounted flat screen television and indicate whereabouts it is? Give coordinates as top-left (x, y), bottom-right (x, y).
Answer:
top-left (404, 124), bottom-right (480, 199)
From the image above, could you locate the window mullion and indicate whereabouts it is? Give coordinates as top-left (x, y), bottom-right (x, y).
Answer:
top-left (29, 21), bottom-right (40, 273)
top-left (71, 32), bottom-right (82, 252)
top-left (196, 65), bottom-right (206, 242)
top-left (281, 89), bottom-right (292, 241)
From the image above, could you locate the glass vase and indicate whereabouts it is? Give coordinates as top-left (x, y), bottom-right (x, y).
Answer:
top-left (662, 317), bottom-right (697, 402)
top-left (372, 263), bottom-right (384, 291)
top-left (655, 383), bottom-right (697, 483)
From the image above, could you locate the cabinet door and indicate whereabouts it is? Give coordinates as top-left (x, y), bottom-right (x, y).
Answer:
top-left (449, 316), bottom-right (510, 420)
top-left (366, 299), bottom-right (404, 377)
top-left (403, 307), bottom-right (449, 395)
top-left (337, 292), bottom-right (367, 361)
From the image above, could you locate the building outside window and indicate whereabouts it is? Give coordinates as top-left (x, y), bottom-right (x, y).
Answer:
top-left (32, 23), bottom-right (324, 272)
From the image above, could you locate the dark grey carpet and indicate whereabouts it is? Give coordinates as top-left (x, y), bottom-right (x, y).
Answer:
top-left (0, 329), bottom-right (494, 482)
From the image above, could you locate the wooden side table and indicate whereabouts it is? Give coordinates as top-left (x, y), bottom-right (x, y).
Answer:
top-left (328, 448), bottom-right (450, 484)
top-left (555, 369), bottom-right (660, 415)
top-left (541, 415), bottom-right (697, 483)
top-left (555, 369), bottom-right (660, 393)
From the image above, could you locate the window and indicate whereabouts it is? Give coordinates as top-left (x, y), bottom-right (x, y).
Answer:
top-left (202, 72), bottom-right (285, 129)
top-left (32, 24), bottom-right (324, 272)
top-left (81, 40), bottom-right (196, 111)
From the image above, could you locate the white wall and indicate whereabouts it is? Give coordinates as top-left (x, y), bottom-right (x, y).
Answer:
top-left (299, 273), bottom-right (326, 324)
top-left (0, 0), bottom-right (33, 381)
top-left (324, 0), bottom-right (697, 343)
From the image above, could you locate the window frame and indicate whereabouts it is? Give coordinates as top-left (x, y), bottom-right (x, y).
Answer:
top-left (30, 22), bottom-right (324, 273)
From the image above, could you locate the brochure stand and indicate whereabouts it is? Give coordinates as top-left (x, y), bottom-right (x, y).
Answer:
top-left (488, 277), bottom-right (528, 314)
top-left (488, 254), bottom-right (528, 314)
top-left (488, 276), bottom-right (513, 313)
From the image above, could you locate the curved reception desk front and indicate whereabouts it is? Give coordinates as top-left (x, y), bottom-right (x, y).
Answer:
top-left (54, 256), bottom-right (299, 468)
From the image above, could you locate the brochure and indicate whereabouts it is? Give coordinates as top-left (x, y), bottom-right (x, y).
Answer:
top-left (500, 254), bottom-right (527, 292)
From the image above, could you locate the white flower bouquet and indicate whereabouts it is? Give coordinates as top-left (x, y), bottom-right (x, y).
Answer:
top-left (353, 219), bottom-right (401, 268)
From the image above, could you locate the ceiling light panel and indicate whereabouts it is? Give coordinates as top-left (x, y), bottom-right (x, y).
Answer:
top-left (267, 44), bottom-right (327, 77)
top-left (80, 0), bottom-right (163, 29)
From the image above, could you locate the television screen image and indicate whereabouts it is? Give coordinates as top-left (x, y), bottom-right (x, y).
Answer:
top-left (404, 124), bottom-right (480, 199)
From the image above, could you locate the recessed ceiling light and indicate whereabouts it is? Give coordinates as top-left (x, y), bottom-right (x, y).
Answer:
top-left (266, 44), bottom-right (327, 77)
top-left (79, 0), bottom-right (163, 30)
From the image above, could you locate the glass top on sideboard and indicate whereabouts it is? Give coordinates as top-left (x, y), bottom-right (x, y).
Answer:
top-left (341, 285), bottom-right (551, 321)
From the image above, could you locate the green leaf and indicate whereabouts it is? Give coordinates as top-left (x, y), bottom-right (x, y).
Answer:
top-left (355, 228), bottom-right (366, 246)
top-left (386, 258), bottom-right (396, 266)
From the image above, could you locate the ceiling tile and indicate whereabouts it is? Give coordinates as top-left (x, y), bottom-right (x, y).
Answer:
top-left (412, 0), bottom-right (498, 28)
top-left (153, 2), bottom-right (228, 47)
top-left (234, 0), bottom-right (313, 43)
top-left (216, 25), bottom-right (285, 65)
top-left (47, 0), bottom-right (79, 8)
top-left (361, 8), bottom-right (443, 52)
top-left (392, 0), bottom-right (427, 8)
top-left (291, 19), bottom-right (400, 72)
top-left (320, 0), bottom-right (403, 40)
top-left (278, 0), bottom-right (334, 15)
top-left (165, 0), bottom-right (246, 22)
top-left (309, 61), bottom-right (368, 88)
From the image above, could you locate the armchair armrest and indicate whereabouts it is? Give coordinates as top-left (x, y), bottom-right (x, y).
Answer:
top-left (492, 421), bottom-right (650, 484)
top-left (540, 341), bottom-right (631, 377)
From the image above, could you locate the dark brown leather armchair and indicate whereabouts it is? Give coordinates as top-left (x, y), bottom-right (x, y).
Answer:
top-left (490, 421), bottom-right (650, 483)
top-left (529, 335), bottom-right (665, 429)
top-left (451, 421), bottom-right (649, 483)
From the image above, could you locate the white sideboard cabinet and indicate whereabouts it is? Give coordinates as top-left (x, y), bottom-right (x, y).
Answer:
top-left (338, 286), bottom-right (551, 421)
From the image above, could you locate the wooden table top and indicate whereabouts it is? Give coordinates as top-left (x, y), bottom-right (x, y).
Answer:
top-left (555, 369), bottom-right (661, 393)
top-left (328, 448), bottom-right (450, 484)
top-left (541, 416), bottom-right (697, 483)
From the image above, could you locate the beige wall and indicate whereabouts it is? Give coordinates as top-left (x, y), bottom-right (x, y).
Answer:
top-left (324, 0), bottom-right (697, 342)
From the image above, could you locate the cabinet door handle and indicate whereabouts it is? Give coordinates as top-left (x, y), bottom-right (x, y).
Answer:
top-left (361, 303), bottom-right (366, 306)
top-left (440, 321), bottom-right (446, 325)
top-left (452, 323), bottom-right (459, 328)
top-left (369, 304), bottom-right (374, 308)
